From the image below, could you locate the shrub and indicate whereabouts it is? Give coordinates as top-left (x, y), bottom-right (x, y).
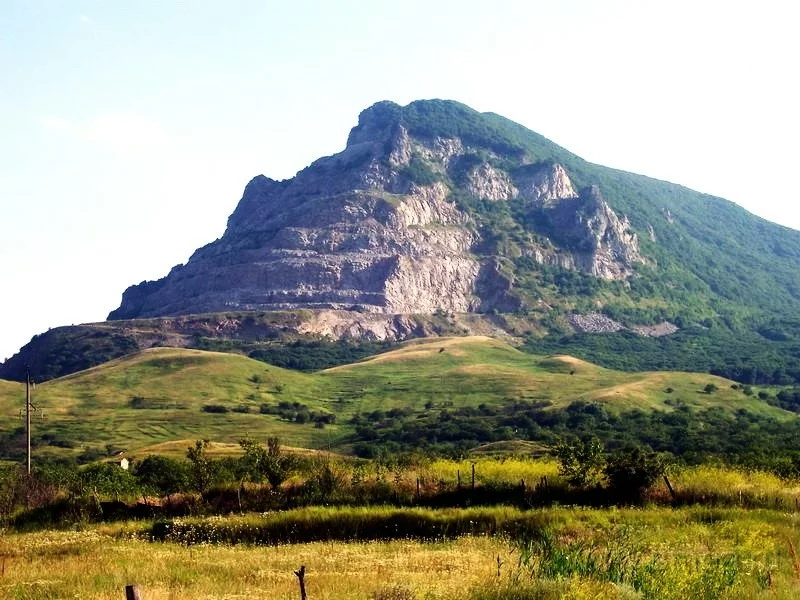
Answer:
top-left (238, 437), bottom-right (294, 488)
top-left (74, 463), bottom-right (140, 500)
top-left (187, 440), bottom-right (213, 495)
top-left (135, 455), bottom-right (190, 498)
top-left (203, 404), bottom-right (229, 414)
top-left (604, 447), bottom-right (666, 501)
top-left (554, 437), bottom-right (605, 487)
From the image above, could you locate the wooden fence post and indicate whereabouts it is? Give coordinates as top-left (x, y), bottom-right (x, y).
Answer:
top-left (471, 463), bottom-right (475, 490)
top-left (663, 475), bottom-right (676, 500)
top-left (294, 565), bottom-right (307, 600)
top-left (125, 585), bottom-right (141, 600)
top-left (457, 469), bottom-right (461, 489)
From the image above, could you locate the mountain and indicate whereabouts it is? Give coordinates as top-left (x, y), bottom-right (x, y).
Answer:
top-left (4, 99), bottom-right (800, 384)
top-left (108, 100), bottom-right (800, 330)
top-left (108, 101), bottom-right (647, 319)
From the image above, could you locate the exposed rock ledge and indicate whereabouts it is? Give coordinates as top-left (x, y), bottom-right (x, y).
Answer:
top-left (631, 322), bottom-right (679, 337)
top-left (568, 313), bottom-right (678, 337)
top-left (567, 313), bottom-right (625, 333)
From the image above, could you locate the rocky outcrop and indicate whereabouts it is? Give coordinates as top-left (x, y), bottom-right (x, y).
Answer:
top-left (542, 186), bottom-right (643, 279)
top-left (567, 313), bottom-right (625, 334)
top-left (631, 322), bottom-right (679, 337)
top-left (466, 163), bottom-right (518, 201)
top-left (110, 100), bottom-right (647, 320)
top-left (515, 163), bottom-right (578, 206)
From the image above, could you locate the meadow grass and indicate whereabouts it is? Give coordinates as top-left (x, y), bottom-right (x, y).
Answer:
top-left (0, 528), bottom-right (500, 600)
top-left (665, 465), bottom-right (800, 508)
top-left (424, 457), bottom-right (560, 486)
top-left (3, 506), bottom-right (800, 599)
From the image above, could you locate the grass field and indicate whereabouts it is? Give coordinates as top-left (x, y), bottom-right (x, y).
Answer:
top-left (3, 506), bottom-right (800, 599)
top-left (0, 336), bottom-right (790, 460)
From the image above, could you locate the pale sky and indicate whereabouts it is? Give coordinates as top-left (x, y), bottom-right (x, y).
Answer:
top-left (1, 0), bottom-right (798, 362)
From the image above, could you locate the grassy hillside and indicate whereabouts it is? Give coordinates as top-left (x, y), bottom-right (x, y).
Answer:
top-left (0, 337), bottom-right (794, 463)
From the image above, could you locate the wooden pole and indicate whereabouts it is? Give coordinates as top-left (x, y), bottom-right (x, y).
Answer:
top-left (25, 366), bottom-right (31, 475)
top-left (457, 469), bottom-right (461, 489)
top-left (416, 477), bottom-right (420, 501)
top-left (294, 565), bottom-right (307, 600)
top-left (663, 475), bottom-right (676, 500)
top-left (471, 463), bottom-right (475, 490)
top-left (125, 585), bottom-right (141, 600)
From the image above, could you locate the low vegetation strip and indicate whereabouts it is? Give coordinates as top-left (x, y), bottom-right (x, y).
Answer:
top-left (149, 506), bottom-right (554, 545)
top-left (3, 506), bottom-right (799, 599)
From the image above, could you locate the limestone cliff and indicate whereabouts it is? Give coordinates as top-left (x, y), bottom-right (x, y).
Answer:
top-left (109, 100), bottom-right (644, 320)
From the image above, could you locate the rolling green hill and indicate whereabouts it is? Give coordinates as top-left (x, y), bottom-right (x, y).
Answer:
top-left (0, 337), bottom-right (795, 463)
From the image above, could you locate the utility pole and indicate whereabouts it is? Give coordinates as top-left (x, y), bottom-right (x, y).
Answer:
top-left (26, 366), bottom-right (31, 475)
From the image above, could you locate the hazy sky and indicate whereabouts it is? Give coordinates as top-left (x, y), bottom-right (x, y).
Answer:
top-left (1, 0), bottom-right (798, 362)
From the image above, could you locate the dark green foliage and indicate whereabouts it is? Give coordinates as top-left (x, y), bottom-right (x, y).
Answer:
top-left (0, 326), bottom-right (139, 382)
top-left (771, 388), bottom-right (800, 413)
top-left (202, 404), bottom-right (229, 414)
top-left (260, 400), bottom-right (335, 427)
top-left (604, 447), bottom-right (667, 501)
top-left (129, 396), bottom-right (187, 410)
top-left (134, 455), bottom-right (189, 498)
top-left (248, 339), bottom-right (395, 371)
top-left (150, 507), bottom-right (555, 546)
top-left (347, 399), bottom-right (800, 472)
top-left (523, 327), bottom-right (800, 385)
top-left (400, 155), bottom-right (441, 185)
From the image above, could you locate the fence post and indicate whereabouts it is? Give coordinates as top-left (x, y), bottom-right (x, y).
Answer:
top-left (457, 469), bottom-right (461, 489)
top-left (294, 566), bottom-right (307, 600)
top-left (663, 475), bottom-right (676, 500)
top-left (471, 463), bottom-right (475, 490)
top-left (125, 585), bottom-right (141, 600)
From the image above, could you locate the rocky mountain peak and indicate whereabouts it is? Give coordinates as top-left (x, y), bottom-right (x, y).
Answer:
top-left (108, 100), bottom-right (649, 321)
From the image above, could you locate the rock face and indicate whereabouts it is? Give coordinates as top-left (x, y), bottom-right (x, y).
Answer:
top-left (109, 100), bottom-right (644, 320)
